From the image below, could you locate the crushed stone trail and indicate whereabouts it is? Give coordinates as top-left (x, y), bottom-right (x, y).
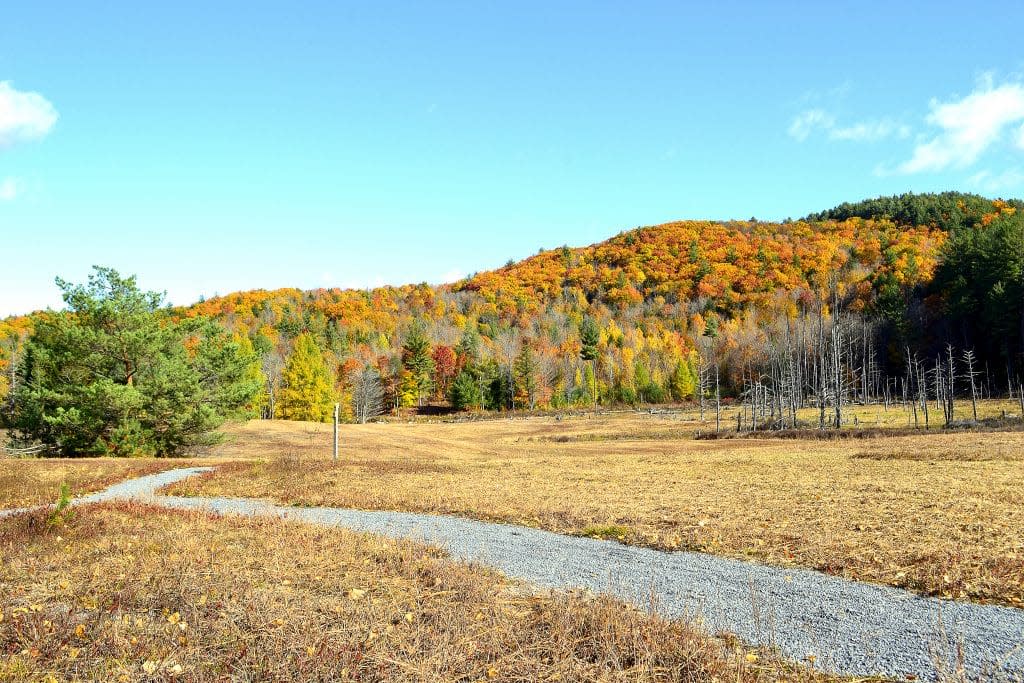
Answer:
top-left (8, 467), bottom-right (1024, 681)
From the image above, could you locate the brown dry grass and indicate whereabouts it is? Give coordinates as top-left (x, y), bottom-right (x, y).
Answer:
top-left (0, 504), bottom-right (837, 682)
top-left (0, 459), bottom-right (212, 509)
top-left (168, 409), bottom-right (1024, 608)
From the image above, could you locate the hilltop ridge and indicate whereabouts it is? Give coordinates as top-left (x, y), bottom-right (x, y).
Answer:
top-left (2, 192), bottom-right (1020, 416)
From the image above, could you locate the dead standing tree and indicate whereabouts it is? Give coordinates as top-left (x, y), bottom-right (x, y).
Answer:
top-left (946, 345), bottom-right (957, 424)
top-left (352, 365), bottom-right (385, 424)
top-left (962, 348), bottom-right (979, 422)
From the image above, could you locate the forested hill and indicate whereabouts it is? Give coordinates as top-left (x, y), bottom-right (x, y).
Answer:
top-left (805, 191), bottom-right (1024, 232)
top-left (2, 192), bottom-right (1021, 419)
top-left (456, 217), bottom-right (939, 315)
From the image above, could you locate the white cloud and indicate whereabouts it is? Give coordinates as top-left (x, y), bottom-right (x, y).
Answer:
top-left (831, 120), bottom-right (910, 142)
top-left (788, 109), bottom-right (833, 141)
top-left (898, 80), bottom-right (1024, 174)
top-left (0, 177), bottom-right (19, 201)
top-left (968, 167), bottom-right (1024, 193)
top-left (788, 108), bottom-right (907, 143)
top-left (0, 81), bottom-right (58, 148)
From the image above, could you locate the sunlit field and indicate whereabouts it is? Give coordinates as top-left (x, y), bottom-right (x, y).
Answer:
top-left (0, 503), bottom-right (833, 683)
top-left (165, 403), bottom-right (1024, 607)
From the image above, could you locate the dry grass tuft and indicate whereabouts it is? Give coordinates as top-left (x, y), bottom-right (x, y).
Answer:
top-left (0, 504), bottom-right (833, 682)
top-left (852, 447), bottom-right (1024, 462)
top-left (0, 458), bottom-right (207, 509)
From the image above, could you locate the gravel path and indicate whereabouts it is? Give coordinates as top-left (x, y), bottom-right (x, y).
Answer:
top-left (8, 467), bottom-right (1024, 681)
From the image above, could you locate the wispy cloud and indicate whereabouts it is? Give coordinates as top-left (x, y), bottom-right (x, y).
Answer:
top-left (0, 177), bottom-right (19, 201)
top-left (0, 81), bottom-right (58, 148)
top-left (831, 120), bottom-right (910, 142)
top-left (787, 109), bottom-right (833, 141)
top-left (968, 167), bottom-right (1024, 193)
top-left (788, 108), bottom-right (908, 143)
top-left (897, 77), bottom-right (1024, 174)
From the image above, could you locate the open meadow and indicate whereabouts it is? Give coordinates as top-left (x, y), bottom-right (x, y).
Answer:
top-left (3, 401), bottom-right (1023, 680)
top-left (165, 404), bottom-right (1024, 608)
top-left (0, 502), bottom-right (836, 683)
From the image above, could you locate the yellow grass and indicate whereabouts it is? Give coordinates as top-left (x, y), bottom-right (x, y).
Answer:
top-left (0, 458), bottom-right (210, 509)
top-left (169, 409), bottom-right (1024, 607)
top-left (0, 504), bottom-right (834, 682)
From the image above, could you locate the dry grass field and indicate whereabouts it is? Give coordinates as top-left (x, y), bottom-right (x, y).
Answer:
top-left (167, 408), bottom-right (1024, 607)
top-left (0, 459), bottom-right (209, 509)
top-left (0, 503), bottom-right (833, 683)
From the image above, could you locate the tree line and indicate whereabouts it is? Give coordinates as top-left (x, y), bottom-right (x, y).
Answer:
top-left (1, 192), bottom-right (1022, 452)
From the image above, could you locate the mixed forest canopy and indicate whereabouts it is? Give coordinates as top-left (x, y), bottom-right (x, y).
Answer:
top-left (1, 192), bottom-right (1022, 440)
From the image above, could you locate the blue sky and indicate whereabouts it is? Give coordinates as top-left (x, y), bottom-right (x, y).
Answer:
top-left (2, 1), bottom-right (1024, 316)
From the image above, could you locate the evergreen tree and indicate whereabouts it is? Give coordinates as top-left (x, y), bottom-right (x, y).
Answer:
top-left (11, 267), bottom-right (260, 456)
top-left (580, 316), bottom-right (600, 362)
top-left (401, 324), bottom-right (434, 406)
top-left (933, 212), bottom-right (1023, 367)
top-left (456, 323), bottom-right (482, 366)
top-left (277, 333), bottom-right (336, 422)
top-left (449, 368), bottom-right (483, 410)
top-left (579, 316), bottom-right (600, 407)
top-left (514, 345), bottom-right (539, 409)
top-left (703, 313), bottom-right (719, 340)
top-left (486, 360), bottom-right (513, 411)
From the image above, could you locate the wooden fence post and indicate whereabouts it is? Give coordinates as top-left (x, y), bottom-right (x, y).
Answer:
top-left (333, 403), bottom-right (339, 462)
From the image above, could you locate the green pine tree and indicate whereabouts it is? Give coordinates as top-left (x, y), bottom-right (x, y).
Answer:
top-left (402, 324), bottom-right (434, 407)
top-left (449, 367), bottom-right (483, 410)
top-left (514, 345), bottom-right (539, 409)
top-left (579, 317), bottom-right (600, 407)
top-left (11, 267), bottom-right (260, 456)
top-left (580, 317), bottom-right (600, 362)
top-left (456, 324), bottom-right (482, 365)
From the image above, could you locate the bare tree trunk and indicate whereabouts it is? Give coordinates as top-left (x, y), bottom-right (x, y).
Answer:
top-left (963, 349), bottom-right (979, 422)
top-left (698, 355), bottom-right (707, 422)
top-left (750, 379), bottom-right (758, 432)
top-left (818, 304), bottom-right (827, 430)
top-left (832, 321), bottom-right (843, 429)
top-left (917, 357), bottom-right (929, 429)
top-left (935, 357), bottom-right (947, 425)
top-left (715, 364), bottom-right (721, 434)
top-left (905, 352), bottom-right (917, 428)
top-left (946, 345), bottom-right (956, 423)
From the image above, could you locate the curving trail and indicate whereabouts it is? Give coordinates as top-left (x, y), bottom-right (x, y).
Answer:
top-left (6, 467), bottom-right (1024, 681)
